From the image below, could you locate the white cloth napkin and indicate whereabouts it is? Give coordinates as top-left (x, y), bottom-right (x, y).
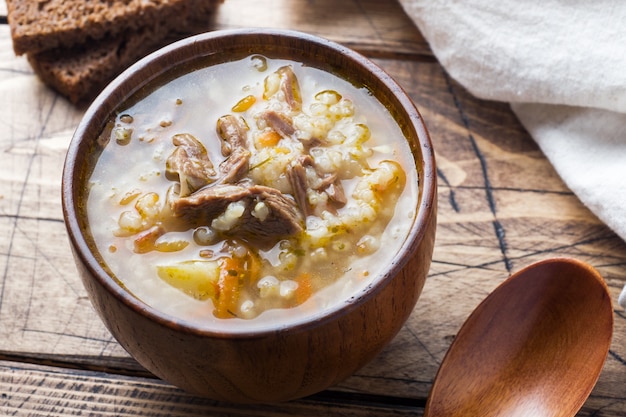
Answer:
top-left (398, 0), bottom-right (626, 308)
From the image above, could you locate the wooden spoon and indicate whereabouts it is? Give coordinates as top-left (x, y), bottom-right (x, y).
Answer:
top-left (424, 258), bottom-right (613, 417)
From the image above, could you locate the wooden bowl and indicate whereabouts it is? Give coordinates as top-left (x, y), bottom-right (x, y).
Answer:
top-left (62, 28), bottom-right (437, 403)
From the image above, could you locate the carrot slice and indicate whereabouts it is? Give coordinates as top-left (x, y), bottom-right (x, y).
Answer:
top-left (232, 94), bottom-right (256, 112)
top-left (214, 257), bottom-right (243, 318)
top-left (257, 130), bottom-right (281, 147)
top-left (294, 272), bottom-right (313, 306)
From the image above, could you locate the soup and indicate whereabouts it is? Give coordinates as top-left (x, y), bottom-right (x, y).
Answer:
top-left (86, 55), bottom-right (419, 329)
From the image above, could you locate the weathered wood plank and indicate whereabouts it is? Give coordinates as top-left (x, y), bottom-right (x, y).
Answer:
top-left (209, 0), bottom-right (431, 58)
top-left (0, 361), bottom-right (423, 417)
top-left (1, 359), bottom-right (624, 417)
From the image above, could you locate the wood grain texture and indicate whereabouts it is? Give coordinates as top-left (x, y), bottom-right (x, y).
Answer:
top-left (0, 361), bottom-right (423, 416)
top-left (209, 0), bottom-right (432, 58)
top-left (1, 0), bottom-right (625, 415)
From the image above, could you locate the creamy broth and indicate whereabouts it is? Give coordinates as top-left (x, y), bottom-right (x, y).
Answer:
top-left (87, 55), bottom-right (419, 331)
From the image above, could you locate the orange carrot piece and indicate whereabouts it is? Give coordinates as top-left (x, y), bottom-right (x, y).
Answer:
top-left (294, 272), bottom-right (313, 306)
top-left (214, 257), bottom-right (243, 318)
top-left (232, 95), bottom-right (256, 112)
top-left (257, 130), bottom-right (281, 147)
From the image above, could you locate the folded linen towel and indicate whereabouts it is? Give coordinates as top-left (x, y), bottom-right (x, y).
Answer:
top-left (398, 0), bottom-right (626, 308)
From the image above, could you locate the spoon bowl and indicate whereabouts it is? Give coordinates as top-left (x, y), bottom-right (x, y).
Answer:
top-left (425, 258), bottom-right (613, 417)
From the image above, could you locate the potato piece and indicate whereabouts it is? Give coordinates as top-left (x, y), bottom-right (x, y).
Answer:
top-left (157, 260), bottom-right (220, 300)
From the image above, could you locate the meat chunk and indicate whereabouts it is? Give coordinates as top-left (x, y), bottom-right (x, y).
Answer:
top-left (277, 66), bottom-right (302, 112)
top-left (167, 103), bottom-right (313, 247)
top-left (316, 173), bottom-right (347, 207)
top-left (286, 155), bottom-right (313, 217)
top-left (217, 115), bottom-right (249, 156)
top-left (216, 115), bottom-right (251, 184)
top-left (171, 184), bottom-right (303, 247)
top-left (165, 133), bottom-right (216, 197)
top-left (171, 184), bottom-right (249, 224)
top-left (218, 147), bottom-right (251, 185)
top-left (260, 110), bottom-right (295, 138)
top-left (286, 154), bottom-right (347, 217)
top-left (235, 185), bottom-right (304, 244)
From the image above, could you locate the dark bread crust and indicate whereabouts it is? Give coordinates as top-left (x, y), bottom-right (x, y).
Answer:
top-left (7, 0), bottom-right (190, 55)
top-left (28, 28), bottom-right (173, 104)
top-left (23, 0), bottom-right (222, 104)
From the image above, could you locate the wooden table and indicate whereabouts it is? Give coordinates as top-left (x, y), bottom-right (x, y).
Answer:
top-left (1, 1), bottom-right (625, 415)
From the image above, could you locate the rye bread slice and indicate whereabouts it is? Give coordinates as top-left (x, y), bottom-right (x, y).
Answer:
top-left (7, 0), bottom-right (190, 55)
top-left (26, 0), bottom-right (222, 104)
top-left (28, 28), bottom-right (175, 104)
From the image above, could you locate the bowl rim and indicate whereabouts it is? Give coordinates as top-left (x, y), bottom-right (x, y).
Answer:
top-left (62, 27), bottom-right (437, 338)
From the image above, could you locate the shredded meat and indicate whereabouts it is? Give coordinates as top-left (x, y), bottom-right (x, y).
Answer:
top-left (300, 136), bottom-right (328, 150)
top-left (286, 154), bottom-right (347, 217)
top-left (286, 155), bottom-right (313, 217)
top-left (217, 115), bottom-right (249, 156)
top-left (171, 184), bottom-right (248, 224)
top-left (165, 133), bottom-right (216, 197)
top-left (233, 185), bottom-right (304, 244)
top-left (277, 66), bottom-right (302, 111)
top-left (315, 173), bottom-right (347, 207)
top-left (260, 110), bottom-right (295, 138)
top-left (170, 184), bottom-right (303, 247)
top-left (215, 115), bottom-right (251, 184)
top-left (217, 147), bottom-right (251, 185)
top-left (165, 89), bottom-right (346, 246)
